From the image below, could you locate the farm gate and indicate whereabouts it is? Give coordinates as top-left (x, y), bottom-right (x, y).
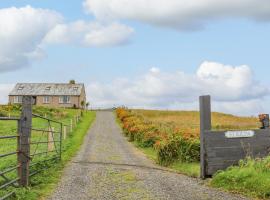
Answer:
top-left (200, 95), bottom-right (270, 179)
top-left (0, 96), bottom-right (70, 200)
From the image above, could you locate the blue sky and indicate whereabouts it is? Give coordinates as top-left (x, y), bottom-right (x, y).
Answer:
top-left (0, 0), bottom-right (270, 115)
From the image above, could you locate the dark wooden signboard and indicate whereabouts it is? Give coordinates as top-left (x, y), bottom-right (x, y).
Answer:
top-left (200, 95), bottom-right (270, 179)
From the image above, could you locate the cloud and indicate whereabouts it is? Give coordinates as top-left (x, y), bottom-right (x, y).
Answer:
top-left (44, 21), bottom-right (134, 47)
top-left (0, 6), bottom-right (62, 72)
top-left (0, 84), bottom-right (15, 104)
top-left (86, 61), bottom-right (269, 115)
top-left (83, 0), bottom-right (270, 30)
top-left (0, 6), bottom-right (134, 73)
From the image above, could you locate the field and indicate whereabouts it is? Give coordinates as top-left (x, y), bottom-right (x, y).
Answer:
top-left (0, 105), bottom-right (95, 199)
top-left (117, 108), bottom-right (259, 165)
top-left (132, 109), bottom-right (260, 138)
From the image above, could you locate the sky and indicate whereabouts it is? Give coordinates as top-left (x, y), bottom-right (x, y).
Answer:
top-left (0, 0), bottom-right (270, 116)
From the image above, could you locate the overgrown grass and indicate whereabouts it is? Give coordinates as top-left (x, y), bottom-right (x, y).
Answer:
top-left (0, 105), bottom-right (95, 199)
top-left (133, 141), bottom-right (200, 177)
top-left (211, 157), bottom-right (270, 199)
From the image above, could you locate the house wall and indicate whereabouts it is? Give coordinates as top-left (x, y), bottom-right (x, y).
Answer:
top-left (9, 95), bottom-right (84, 108)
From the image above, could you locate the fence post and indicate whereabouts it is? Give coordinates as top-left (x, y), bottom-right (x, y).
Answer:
top-left (18, 96), bottom-right (33, 187)
top-left (74, 116), bottom-right (77, 126)
top-left (70, 119), bottom-right (73, 132)
top-left (199, 95), bottom-right (211, 179)
top-left (63, 126), bottom-right (67, 140)
top-left (48, 127), bottom-right (55, 152)
top-left (60, 124), bottom-right (63, 160)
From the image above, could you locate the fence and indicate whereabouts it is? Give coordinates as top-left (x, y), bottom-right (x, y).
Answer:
top-left (0, 96), bottom-right (81, 200)
top-left (200, 95), bottom-right (270, 179)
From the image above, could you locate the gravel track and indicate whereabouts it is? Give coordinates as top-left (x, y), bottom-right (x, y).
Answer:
top-left (48, 111), bottom-right (249, 200)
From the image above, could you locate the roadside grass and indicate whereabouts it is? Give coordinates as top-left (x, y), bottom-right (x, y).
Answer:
top-left (133, 141), bottom-right (200, 177)
top-left (0, 105), bottom-right (95, 200)
top-left (211, 157), bottom-right (270, 199)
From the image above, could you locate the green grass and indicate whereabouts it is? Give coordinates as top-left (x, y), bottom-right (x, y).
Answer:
top-left (0, 105), bottom-right (95, 199)
top-left (132, 141), bottom-right (200, 177)
top-left (211, 157), bottom-right (270, 199)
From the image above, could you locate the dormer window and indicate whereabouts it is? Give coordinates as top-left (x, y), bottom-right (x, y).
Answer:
top-left (45, 86), bottom-right (51, 90)
top-left (73, 87), bottom-right (78, 91)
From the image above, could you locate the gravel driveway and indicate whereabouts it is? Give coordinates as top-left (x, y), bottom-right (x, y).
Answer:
top-left (48, 111), bottom-right (249, 200)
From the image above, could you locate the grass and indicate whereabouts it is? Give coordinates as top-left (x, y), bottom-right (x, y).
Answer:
top-left (211, 157), bottom-right (270, 199)
top-left (133, 141), bottom-right (200, 177)
top-left (0, 105), bottom-right (96, 199)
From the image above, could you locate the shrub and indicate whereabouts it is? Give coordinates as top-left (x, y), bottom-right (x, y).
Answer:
top-left (0, 110), bottom-right (8, 117)
top-left (156, 134), bottom-right (200, 166)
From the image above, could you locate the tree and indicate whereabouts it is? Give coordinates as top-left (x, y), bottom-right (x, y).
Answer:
top-left (86, 102), bottom-right (90, 110)
top-left (69, 80), bottom-right (76, 84)
top-left (80, 100), bottom-right (85, 109)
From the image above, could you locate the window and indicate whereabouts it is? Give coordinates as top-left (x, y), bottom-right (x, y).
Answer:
top-left (43, 96), bottom-right (50, 104)
top-left (14, 96), bottom-right (22, 103)
top-left (59, 96), bottom-right (70, 104)
top-left (73, 87), bottom-right (78, 91)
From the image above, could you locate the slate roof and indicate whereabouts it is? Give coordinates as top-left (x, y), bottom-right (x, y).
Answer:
top-left (9, 83), bottom-right (84, 96)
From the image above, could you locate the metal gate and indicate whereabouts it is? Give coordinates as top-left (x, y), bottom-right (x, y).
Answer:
top-left (0, 96), bottom-right (64, 199)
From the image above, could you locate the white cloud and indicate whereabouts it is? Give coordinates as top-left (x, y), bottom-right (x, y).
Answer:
top-left (0, 6), bottom-right (133, 73)
top-left (83, 0), bottom-right (270, 30)
top-left (44, 21), bottom-right (134, 47)
top-left (0, 6), bottom-right (62, 72)
top-left (86, 61), bottom-right (269, 116)
top-left (0, 84), bottom-right (15, 104)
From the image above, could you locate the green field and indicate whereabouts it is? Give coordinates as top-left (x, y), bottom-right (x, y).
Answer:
top-left (0, 105), bottom-right (95, 199)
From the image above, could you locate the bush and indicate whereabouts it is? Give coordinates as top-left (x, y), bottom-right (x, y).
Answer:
top-left (156, 135), bottom-right (200, 166)
top-left (0, 110), bottom-right (8, 117)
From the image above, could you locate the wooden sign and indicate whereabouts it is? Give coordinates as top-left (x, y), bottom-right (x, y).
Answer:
top-left (225, 130), bottom-right (254, 138)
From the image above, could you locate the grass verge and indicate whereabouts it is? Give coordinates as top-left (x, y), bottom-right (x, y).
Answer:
top-left (12, 111), bottom-right (96, 200)
top-left (133, 141), bottom-right (200, 177)
top-left (211, 157), bottom-right (270, 199)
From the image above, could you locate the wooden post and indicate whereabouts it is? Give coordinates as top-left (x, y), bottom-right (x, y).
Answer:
top-left (70, 119), bottom-right (73, 132)
top-left (48, 127), bottom-right (55, 152)
top-left (18, 96), bottom-right (32, 186)
top-left (63, 126), bottom-right (67, 140)
top-left (199, 95), bottom-right (211, 179)
top-left (74, 117), bottom-right (76, 127)
top-left (59, 124), bottom-right (62, 160)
